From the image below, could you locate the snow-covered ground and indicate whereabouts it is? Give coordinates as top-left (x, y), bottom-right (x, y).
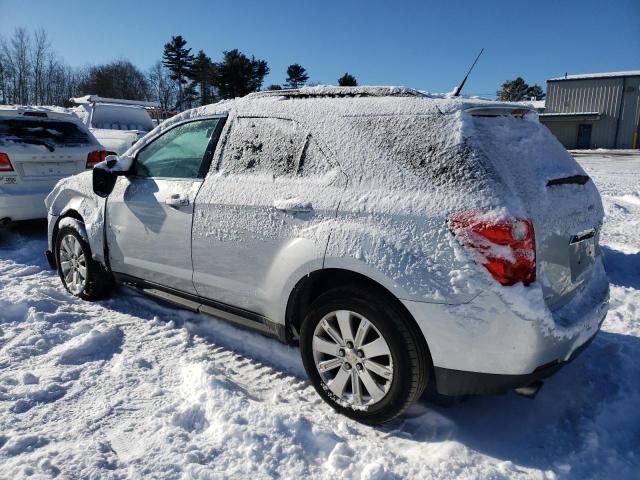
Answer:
top-left (1, 152), bottom-right (638, 479)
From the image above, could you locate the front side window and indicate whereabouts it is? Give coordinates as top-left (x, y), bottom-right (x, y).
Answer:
top-left (132, 118), bottom-right (221, 179)
top-left (222, 117), bottom-right (306, 176)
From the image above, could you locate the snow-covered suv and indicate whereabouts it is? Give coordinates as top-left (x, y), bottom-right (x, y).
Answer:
top-left (0, 106), bottom-right (106, 223)
top-left (44, 87), bottom-right (610, 424)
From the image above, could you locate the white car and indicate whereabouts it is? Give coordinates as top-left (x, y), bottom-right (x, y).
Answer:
top-left (45, 87), bottom-right (609, 423)
top-left (0, 106), bottom-right (107, 223)
top-left (70, 96), bottom-right (155, 156)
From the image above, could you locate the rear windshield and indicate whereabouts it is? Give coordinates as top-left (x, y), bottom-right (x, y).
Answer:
top-left (91, 105), bottom-right (153, 132)
top-left (0, 118), bottom-right (94, 149)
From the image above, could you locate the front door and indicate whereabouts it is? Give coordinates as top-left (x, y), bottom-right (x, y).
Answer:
top-left (106, 116), bottom-right (226, 293)
top-left (576, 124), bottom-right (592, 149)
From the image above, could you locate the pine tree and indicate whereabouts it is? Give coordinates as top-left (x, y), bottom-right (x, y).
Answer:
top-left (189, 50), bottom-right (216, 106)
top-left (162, 35), bottom-right (194, 111)
top-left (338, 73), bottom-right (357, 86)
top-left (266, 84), bottom-right (282, 90)
top-left (525, 84), bottom-right (545, 100)
top-left (285, 64), bottom-right (309, 88)
top-left (496, 77), bottom-right (532, 101)
top-left (214, 49), bottom-right (269, 99)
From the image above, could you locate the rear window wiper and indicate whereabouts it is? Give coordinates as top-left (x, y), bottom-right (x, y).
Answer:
top-left (546, 174), bottom-right (590, 187)
top-left (11, 138), bottom-right (56, 152)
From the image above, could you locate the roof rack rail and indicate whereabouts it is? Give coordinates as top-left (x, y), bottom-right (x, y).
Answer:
top-left (248, 86), bottom-right (430, 100)
top-left (69, 95), bottom-right (159, 108)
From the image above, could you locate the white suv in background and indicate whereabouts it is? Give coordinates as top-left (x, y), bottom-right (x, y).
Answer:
top-left (70, 95), bottom-right (155, 155)
top-left (0, 106), bottom-right (106, 223)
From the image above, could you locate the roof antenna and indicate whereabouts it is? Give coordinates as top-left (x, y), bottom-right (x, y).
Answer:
top-left (452, 48), bottom-right (484, 97)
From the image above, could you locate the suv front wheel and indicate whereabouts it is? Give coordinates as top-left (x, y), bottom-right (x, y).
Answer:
top-left (300, 286), bottom-right (430, 424)
top-left (55, 223), bottom-right (113, 300)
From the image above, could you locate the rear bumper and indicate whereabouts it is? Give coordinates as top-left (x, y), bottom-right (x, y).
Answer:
top-left (0, 189), bottom-right (49, 221)
top-left (433, 317), bottom-right (603, 395)
top-left (402, 258), bottom-right (609, 395)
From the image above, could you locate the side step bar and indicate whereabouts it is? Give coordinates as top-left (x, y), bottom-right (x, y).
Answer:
top-left (143, 288), bottom-right (275, 336)
top-left (113, 273), bottom-right (287, 342)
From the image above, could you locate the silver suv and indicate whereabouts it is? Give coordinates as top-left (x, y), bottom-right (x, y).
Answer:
top-left (45, 87), bottom-right (609, 424)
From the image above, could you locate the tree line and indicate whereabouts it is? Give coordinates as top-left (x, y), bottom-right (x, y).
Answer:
top-left (1, 27), bottom-right (545, 110)
top-left (0, 28), bottom-right (359, 111)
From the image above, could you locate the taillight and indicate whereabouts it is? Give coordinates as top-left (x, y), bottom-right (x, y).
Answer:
top-left (0, 153), bottom-right (14, 172)
top-left (449, 210), bottom-right (536, 286)
top-left (86, 150), bottom-right (108, 169)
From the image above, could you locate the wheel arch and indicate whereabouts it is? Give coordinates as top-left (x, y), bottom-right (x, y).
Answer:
top-left (51, 209), bottom-right (85, 257)
top-left (285, 268), bottom-right (433, 368)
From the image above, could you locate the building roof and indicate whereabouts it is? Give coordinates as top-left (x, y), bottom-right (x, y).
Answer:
top-left (549, 70), bottom-right (640, 81)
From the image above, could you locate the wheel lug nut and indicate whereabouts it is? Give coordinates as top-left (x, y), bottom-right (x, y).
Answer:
top-left (346, 341), bottom-right (354, 349)
top-left (343, 363), bottom-right (352, 370)
top-left (338, 348), bottom-right (345, 357)
top-left (356, 364), bottom-right (363, 372)
top-left (357, 350), bottom-right (364, 358)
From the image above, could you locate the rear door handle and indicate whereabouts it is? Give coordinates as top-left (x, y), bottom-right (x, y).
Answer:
top-left (273, 199), bottom-right (314, 213)
top-left (165, 193), bottom-right (189, 207)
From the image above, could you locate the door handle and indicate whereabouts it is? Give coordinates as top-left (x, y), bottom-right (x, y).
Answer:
top-left (165, 193), bottom-right (189, 207)
top-left (273, 199), bottom-right (314, 213)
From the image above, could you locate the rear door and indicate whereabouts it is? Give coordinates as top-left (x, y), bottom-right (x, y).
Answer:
top-left (191, 116), bottom-right (346, 315)
top-left (106, 116), bottom-right (225, 292)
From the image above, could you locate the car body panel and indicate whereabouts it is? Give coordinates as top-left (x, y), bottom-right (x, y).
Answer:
top-left (106, 176), bottom-right (203, 293)
top-left (191, 112), bottom-right (348, 318)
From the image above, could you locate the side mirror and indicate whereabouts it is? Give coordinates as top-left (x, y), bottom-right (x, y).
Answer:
top-left (93, 167), bottom-right (118, 198)
top-left (92, 155), bottom-right (128, 198)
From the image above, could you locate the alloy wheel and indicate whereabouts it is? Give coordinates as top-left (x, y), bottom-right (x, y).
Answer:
top-left (312, 310), bottom-right (394, 407)
top-left (59, 234), bottom-right (87, 295)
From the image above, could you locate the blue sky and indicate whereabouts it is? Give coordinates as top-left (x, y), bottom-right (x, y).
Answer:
top-left (2, 0), bottom-right (639, 96)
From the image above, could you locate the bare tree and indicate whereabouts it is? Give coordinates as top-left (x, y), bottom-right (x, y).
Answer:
top-left (148, 61), bottom-right (177, 110)
top-left (30, 28), bottom-right (50, 104)
top-left (2, 28), bottom-right (32, 104)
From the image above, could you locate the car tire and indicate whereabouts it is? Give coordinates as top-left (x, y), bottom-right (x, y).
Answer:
top-left (300, 285), bottom-right (431, 424)
top-left (55, 224), bottom-right (114, 301)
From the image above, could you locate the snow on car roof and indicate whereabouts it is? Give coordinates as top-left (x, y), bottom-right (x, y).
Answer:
top-left (155, 86), bottom-right (524, 134)
top-left (0, 105), bottom-right (79, 121)
top-left (549, 70), bottom-right (640, 81)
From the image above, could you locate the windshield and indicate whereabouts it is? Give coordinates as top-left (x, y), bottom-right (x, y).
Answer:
top-left (0, 118), bottom-right (94, 149)
top-left (91, 104), bottom-right (153, 132)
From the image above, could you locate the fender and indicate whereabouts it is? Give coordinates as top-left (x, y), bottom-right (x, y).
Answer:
top-left (46, 172), bottom-right (107, 265)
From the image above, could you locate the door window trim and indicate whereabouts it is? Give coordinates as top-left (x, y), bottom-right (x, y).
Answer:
top-left (130, 114), bottom-right (228, 180)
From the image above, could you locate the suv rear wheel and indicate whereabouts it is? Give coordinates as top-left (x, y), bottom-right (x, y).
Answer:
top-left (55, 224), bottom-right (113, 300)
top-left (300, 286), bottom-right (430, 424)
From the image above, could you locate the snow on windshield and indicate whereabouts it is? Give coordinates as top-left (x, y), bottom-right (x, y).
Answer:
top-left (91, 104), bottom-right (153, 132)
top-left (0, 118), bottom-right (93, 148)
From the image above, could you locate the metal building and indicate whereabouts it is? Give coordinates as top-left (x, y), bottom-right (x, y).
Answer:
top-left (539, 71), bottom-right (640, 149)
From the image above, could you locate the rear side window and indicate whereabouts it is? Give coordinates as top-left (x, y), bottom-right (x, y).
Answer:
top-left (0, 118), bottom-right (93, 149)
top-left (222, 117), bottom-right (306, 175)
top-left (342, 114), bottom-right (485, 188)
top-left (91, 105), bottom-right (153, 132)
top-left (132, 118), bottom-right (221, 179)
